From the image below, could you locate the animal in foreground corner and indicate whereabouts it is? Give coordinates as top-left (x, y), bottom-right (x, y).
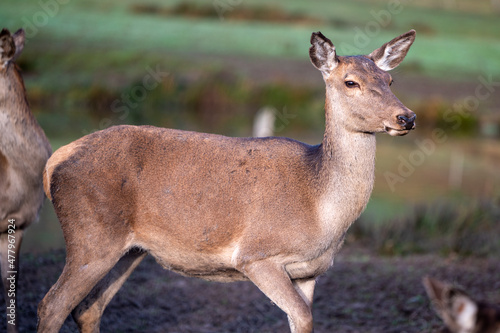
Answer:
top-left (37, 29), bottom-right (417, 333)
top-left (424, 277), bottom-right (500, 333)
top-left (0, 28), bottom-right (52, 333)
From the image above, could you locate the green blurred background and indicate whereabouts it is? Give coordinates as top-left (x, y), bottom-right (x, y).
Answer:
top-left (1, 0), bottom-right (499, 256)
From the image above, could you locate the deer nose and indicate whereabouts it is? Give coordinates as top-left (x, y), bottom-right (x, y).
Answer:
top-left (397, 114), bottom-right (416, 130)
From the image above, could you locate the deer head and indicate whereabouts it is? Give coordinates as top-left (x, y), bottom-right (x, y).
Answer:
top-left (309, 30), bottom-right (416, 136)
top-left (0, 28), bottom-right (25, 69)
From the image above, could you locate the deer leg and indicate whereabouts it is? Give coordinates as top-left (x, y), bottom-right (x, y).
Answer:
top-left (242, 260), bottom-right (314, 333)
top-left (0, 226), bottom-right (23, 333)
top-left (292, 278), bottom-right (316, 307)
top-left (71, 249), bottom-right (147, 333)
top-left (289, 278), bottom-right (316, 331)
top-left (37, 247), bottom-right (124, 333)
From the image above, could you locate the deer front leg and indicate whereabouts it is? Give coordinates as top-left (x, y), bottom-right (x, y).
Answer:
top-left (288, 278), bottom-right (316, 332)
top-left (242, 260), bottom-right (314, 333)
top-left (72, 249), bottom-right (147, 333)
top-left (293, 278), bottom-right (316, 308)
top-left (0, 226), bottom-right (23, 333)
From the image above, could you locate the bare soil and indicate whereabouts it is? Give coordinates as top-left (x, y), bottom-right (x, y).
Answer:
top-left (2, 246), bottom-right (499, 333)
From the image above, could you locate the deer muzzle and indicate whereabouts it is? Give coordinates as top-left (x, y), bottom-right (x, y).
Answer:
top-left (385, 111), bottom-right (416, 136)
top-left (397, 114), bottom-right (416, 130)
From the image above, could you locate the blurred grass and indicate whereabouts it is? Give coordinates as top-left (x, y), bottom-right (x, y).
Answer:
top-left (1, 0), bottom-right (499, 83)
top-left (351, 197), bottom-right (500, 257)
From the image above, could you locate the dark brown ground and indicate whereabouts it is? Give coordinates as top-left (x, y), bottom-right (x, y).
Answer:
top-left (2, 245), bottom-right (499, 333)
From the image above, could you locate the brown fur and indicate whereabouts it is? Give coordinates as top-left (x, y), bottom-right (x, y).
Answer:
top-left (0, 28), bottom-right (51, 333)
top-left (38, 30), bottom-right (416, 333)
top-left (0, 150), bottom-right (8, 190)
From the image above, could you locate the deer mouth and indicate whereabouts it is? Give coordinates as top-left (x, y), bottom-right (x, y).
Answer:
top-left (384, 126), bottom-right (412, 136)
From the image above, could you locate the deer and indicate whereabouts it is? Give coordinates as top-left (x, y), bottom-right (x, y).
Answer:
top-left (0, 28), bottom-right (52, 333)
top-left (37, 29), bottom-right (416, 333)
top-left (424, 277), bottom-right (500, 333)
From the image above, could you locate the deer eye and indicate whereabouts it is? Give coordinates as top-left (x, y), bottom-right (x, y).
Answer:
top-left (345, 81), bottom-right (359, 88)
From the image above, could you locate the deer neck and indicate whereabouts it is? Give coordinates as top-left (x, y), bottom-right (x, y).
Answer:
top-left (315, 88), bottom-right (376, 239)
top-left (0, 64), bottom-right (51, 156)
top-left (0, 65), bottom-right (30, 120)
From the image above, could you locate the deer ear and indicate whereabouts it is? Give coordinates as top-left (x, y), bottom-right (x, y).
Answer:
top-left (0, 28), bottom-right (16, 66)
top-left (11, 29), bottom-right (25, 62)
top-left (423, 276), bottom-right (446, 304)
top-left (309, 31), bottom-right (338, 76)
top-left (369, 29), bottom-right (416, 71)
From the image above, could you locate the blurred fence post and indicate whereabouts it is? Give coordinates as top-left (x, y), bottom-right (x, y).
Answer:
top-left (448, 148), bottom-right (464, 190)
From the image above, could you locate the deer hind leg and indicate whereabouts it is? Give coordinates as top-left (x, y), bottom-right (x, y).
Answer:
top-left (242, 260), bottom-right (314, 333)
top-left (37, 238), bottom-right (126, 333)
top-left (0, 226), bottom-right (24, 333)
top-left (71, 248), bottom-right (147, 333)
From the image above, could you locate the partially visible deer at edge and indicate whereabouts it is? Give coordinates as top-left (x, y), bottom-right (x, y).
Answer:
top-left (38, 30), bottom-right (416, 333)
top-left (0, 28), bottom-right (52, 333)
top-left (424, 277), bottom-right (500, 333)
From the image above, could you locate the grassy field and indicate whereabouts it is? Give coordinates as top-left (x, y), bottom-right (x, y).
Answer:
top-left (1, 0), bottom-right (499, 253)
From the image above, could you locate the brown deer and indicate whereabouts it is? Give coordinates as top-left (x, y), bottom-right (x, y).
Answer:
top-left (0, 28), bottom-right (52, 333)
top-left (424, 277), bottom-right (500, 333)
top-left (37, 30), bottom-right (416, 333)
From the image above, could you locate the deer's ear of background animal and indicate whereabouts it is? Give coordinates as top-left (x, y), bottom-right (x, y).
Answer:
top-left (309, 31), bottom-right (338, 76)
top-left (368, 29), bottom-right (416, 71)
top-left (423, 276), bottom-right (446, 305)
top-left (11, 29), bottom-right (25, 62)
top-left (0, 28), bottom-right (16, 65)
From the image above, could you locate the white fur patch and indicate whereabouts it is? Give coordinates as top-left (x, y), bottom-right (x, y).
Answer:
top-left (454, 295), bottom-right (477, 332)
top-left (231, 245), bottom-right (240, 266)
top-left (377, 45), bottom-right (394, 71)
